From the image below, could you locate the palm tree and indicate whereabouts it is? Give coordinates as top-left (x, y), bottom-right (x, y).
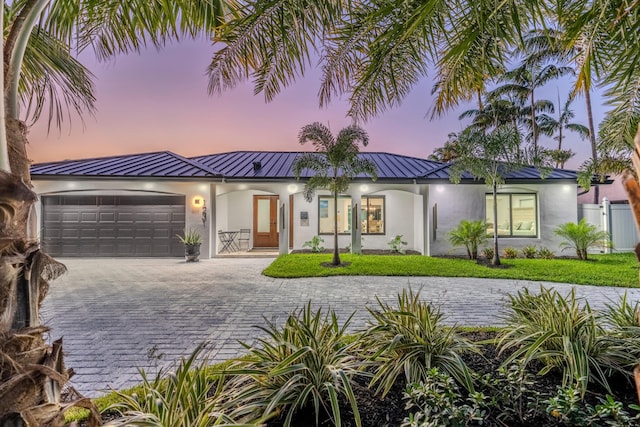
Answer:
top-left (537, 93), bottom-right (588, 167)
top-left (292, 123), bottom-right (377, 266)
top-left (489, 63), bottom-right (573, 155)
top-left (0, 1), bottom-right (228, 423)
top-left (449, 125), bottom-right (525, 266)
top-left (428, 133), bottom-right (460, 162)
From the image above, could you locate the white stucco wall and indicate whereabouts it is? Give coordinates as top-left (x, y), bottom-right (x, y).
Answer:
top-left (428, 182), bottom-right (578, 257)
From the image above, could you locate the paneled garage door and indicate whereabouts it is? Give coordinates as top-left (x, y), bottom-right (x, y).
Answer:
top-left (41, 195), bottom-right (186, 257)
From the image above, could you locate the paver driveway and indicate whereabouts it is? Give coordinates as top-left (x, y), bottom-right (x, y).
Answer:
top-left (41, 257), bottom-right (640, 397)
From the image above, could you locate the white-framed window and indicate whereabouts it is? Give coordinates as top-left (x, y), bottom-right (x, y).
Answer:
top-left (318, 195), bottom-right (387, 235)
top-left (485, 193), bottom-right (537, 237)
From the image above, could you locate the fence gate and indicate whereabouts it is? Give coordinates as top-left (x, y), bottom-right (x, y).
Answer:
top-left (578, 198), bottom-right (637, 253)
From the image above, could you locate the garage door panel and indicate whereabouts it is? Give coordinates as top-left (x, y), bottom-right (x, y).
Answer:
top-left (62, 212), bottom-right (80, 222)
top-left (42, 195), bottom-right (186, 257)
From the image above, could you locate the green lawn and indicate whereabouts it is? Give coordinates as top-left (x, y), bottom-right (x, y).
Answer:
top-left (263, 253), bottom-right (639, 288)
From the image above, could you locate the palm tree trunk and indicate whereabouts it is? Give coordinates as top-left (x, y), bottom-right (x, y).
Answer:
top-left (492, 181), bottom-right (501, 266)
top-left (332, 190), bottom-right (341, 266)
top-left (585, 87), bottom-right (599, 203)
top-left (530, 89), bottom-right (537, 157)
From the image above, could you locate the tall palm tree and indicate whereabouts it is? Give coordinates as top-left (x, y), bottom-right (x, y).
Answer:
top-left (537, 93), bottom-right (588, 167)
top-left (489, 63), bottom-right (573, 154)
top-left (0, 1), bottom-right (228, 423)
top-left (292, 123), bottom-right (377, 266)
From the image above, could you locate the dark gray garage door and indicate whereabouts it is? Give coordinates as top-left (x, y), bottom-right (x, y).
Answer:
top-left (42, 195), bottom-right (186, 257)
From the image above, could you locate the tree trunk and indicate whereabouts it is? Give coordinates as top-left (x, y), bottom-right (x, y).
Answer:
top-left (332, 190), bottom-right (341, 266)
top-left (0, 121), bottom-right (101, 425)
top-left (585, 87), bottom-right (599, 203)
top-left (492, 181), bottom-right (501, 266)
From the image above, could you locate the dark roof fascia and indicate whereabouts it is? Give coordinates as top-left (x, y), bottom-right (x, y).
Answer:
top-left (420, 177), bottom-right (583, 185)
top-left (220, 177), bottom-right (416, 184)
top-left (31, 175), bottom-right (224, 182)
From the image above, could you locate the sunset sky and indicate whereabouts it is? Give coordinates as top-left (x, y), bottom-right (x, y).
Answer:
top-left (28, 38), bottom-right (605, 169)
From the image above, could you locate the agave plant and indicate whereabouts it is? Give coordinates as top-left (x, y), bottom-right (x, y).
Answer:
top-left (360, 288), bottom-right (477, 397)
top-left (104, 343), bottom-right (252, 427)
top-left (222, 302), bottom-right (364, 427)
top-left (498, 286), bottom-right (639, 397)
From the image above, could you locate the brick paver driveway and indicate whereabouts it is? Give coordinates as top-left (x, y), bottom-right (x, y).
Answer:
top-left (41, 257), bottom-right (640, 396)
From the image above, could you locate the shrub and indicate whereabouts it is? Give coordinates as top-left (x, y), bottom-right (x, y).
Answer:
top-left (360, 288), bottom-right (477, 397)
top-left (477, 364), bottom-right (544, 425)
top-left (388, 234), bottom-right (408, 253)
top-left (448, 220), bottom-right (487, 260)
top-left (521, 245), bottom-right (537, 259)
top-left (481, 247), bottom-right (494, 260)
top-left (498, 286), bottom-right (639, 396)
top-left (554, 219), bottom-right (610, 260)
top-left (104, 343), bottom-right (244, 426)
top-left (303, 235), bottom-right (325, 253)
top-left (536, 246), bottom-right (555, 259)
top-left (401, 368), bottom-right (488, 427)
top-left (545, 383), bottom-right (640, 426)
top-left (223, 303), bottom-right (364, 427)
top-left (502, 247), bottom-right (518, 259)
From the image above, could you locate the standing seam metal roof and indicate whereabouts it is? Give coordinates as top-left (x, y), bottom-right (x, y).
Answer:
top-left (30, 150), bottom-right (580, 182)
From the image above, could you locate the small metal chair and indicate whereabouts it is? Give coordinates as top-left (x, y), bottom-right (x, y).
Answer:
top-left (237, 228), bottom-right (251, 250)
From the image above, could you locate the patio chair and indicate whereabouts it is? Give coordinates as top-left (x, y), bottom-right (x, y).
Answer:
top-left (238, 228), bottom-right (251, 250)
top-left (218, 230), bottom-right (238, 253)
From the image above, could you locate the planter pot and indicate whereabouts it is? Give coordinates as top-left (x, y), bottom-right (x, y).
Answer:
top-left (184, 243), bottom-right (201, 262)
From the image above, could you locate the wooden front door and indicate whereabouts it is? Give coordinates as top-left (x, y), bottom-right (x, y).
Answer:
top-left (253, 195), bottom-right (279, 247)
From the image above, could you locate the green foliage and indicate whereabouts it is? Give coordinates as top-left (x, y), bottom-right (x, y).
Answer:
top-left (448, 220), bottom-right (487, 260)
top-left (176, 229), bottom-right (202, 245)
top-left (263, 253), bottom-right (639, 287)
top-left (502, 247), bottom-right (518, 259)
top-left (521, 246), bottom-right (537, 259)
top-left (223, 302), bottom-right (364, 427)
top-left (388, 234), bottom-right (408, 254)
top-left (554, 219), bottom-right (610, 260)
top-left (481, 247), bottom-right (494, 260)
top-left (302, 235), bottom-right (325, 253)
top-left (401, 369), bottom-right (488, 427)
top-left (498, 286), bottom-right (639, 396)
top-left (104, 344), bottom-right (247, 426)
top-left (537, 247), bottom-right (555, 259)
top-left (545, 383), bottom-right (640, 426)
top-left (476, 364), bottom-right (544, 424)
top-left (361, 288), bottom-right (476, 397)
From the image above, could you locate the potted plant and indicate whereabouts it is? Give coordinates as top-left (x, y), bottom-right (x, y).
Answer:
top-left (177, 229), bottom-right (202, 262)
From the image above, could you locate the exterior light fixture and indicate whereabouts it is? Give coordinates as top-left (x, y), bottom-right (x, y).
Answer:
top-left (192, 195), bottom-right (204, 208)
top-left (360, 184), bottom-right (369, 192)
top-left (287, 184), bottom-right (298, 193)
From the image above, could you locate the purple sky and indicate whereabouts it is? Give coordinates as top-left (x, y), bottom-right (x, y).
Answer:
top-left (28, 39), bottom-right (603, 169)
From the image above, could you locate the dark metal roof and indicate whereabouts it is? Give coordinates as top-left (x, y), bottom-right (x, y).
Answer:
top-left (30, 150), bottom-right (581, 184)
top-left (30, 151), bottom-right (222, 178)
top-left (421, 162), bottom-right (580, 181)
top-left (191, 151), bottom-right (442, 180)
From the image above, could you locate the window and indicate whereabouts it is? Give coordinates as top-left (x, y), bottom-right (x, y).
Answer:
top-left (318, 196), bottom-right (352, 234)
top-left (361, 196), bottom-right (385, 234)
top-left (485, 193), bottom-right (537, 237)
top-left (318, 195), bottom-right (386, 235)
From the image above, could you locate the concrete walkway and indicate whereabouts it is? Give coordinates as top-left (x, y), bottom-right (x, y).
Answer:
top-left (40, 257), bottom-right (640, 397)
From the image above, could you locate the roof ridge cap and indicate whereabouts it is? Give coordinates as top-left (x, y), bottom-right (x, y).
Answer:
top-left (166, 152), bottom-right (222, 176)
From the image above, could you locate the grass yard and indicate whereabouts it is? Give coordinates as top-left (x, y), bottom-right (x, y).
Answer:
top-left (263, 252), bottom-right (639, 287)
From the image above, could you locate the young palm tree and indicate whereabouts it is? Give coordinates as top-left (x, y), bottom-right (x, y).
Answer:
top-left (449, 125), bottom-right (525, 266)
top-left (292, 123), bottom-right (377, 266)
top-left (0, 1), bottom-right (229, 423)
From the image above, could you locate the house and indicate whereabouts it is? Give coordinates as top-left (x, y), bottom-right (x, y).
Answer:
top-left (30, 150), bottom-right (582, 258)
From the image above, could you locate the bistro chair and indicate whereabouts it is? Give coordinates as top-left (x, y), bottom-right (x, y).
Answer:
top-left (238, 228), bottom-right (251, 250)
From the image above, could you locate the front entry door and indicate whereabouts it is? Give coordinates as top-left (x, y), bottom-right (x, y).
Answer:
top-left (253, 195), bottom-right (279, 247)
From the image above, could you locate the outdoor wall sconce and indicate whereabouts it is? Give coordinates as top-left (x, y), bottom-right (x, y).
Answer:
top-left (192, 195), bottom-right (204, 208)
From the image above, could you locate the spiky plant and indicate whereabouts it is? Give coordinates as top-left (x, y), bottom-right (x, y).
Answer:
top-left (104, 343), bottom-right (252, 427)
top-left (360, 288), bottom-right (476, 397)
top-left (223, 302), bottom-right (364, 427)
top-left (499, 286), bottom-right (639, 397)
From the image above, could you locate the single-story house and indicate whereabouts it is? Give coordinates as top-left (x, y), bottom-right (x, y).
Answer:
top-left (30, 150), bottom-right (585, 258)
